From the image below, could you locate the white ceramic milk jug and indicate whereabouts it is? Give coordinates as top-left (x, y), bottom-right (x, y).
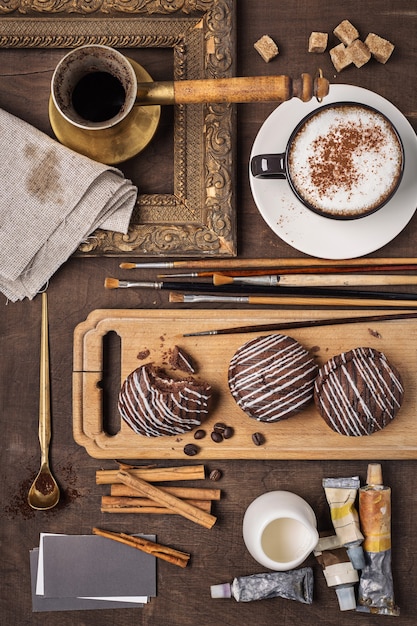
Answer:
top-left (242, 490), bottom-right (319, 571)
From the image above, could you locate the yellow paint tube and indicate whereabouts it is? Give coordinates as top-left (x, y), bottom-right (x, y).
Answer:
top-left (357, 463), bottom-right (399, 616)
top-left (322, 476), bottom-right (365, 570)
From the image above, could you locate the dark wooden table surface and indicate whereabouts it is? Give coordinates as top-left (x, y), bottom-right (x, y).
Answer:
top-left (1, 1), bottom-right (417, 625)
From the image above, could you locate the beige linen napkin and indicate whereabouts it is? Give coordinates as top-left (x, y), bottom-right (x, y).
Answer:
top-left (0, 108), bottom-right (137, 301)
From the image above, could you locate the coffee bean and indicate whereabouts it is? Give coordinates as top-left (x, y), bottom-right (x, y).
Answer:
top-left (183, 443), bottom-right (199, 456)
top-left (213, 422), bottom-right (227, 434)
top-left (194, 429), bottom-right (206, 440)
top-left (209, 469), bottom-right (222, 482)
top-left (223, 426), bottom-right (234, 439)
top-left (211, 431), bottom-right (223, 443)
top-left (252, 432), bottom-right (265, 446)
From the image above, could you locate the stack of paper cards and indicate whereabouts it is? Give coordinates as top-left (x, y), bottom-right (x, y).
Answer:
top-left (30, 533), bottom-right (156, 612)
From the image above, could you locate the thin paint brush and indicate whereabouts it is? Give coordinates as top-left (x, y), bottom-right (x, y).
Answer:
top-left (174, 306), bottom-right (417, 336)
top-left (212, 273), bottom-right (417, 287)
top-left (169, 292), bottom-right (417, 309)
top-left (158, 264), bottom-right (417, 278)
top-left (119, 257), bottom-right (417, 271)
top-left (104, 277), bottom-right (417, 302)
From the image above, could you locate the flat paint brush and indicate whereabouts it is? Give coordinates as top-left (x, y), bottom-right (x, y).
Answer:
top-left (212, 273), bottom-right (417, 287)
top-left (172, 304), bottom-right (417, 336)
top-left (104, 277), bottom-right (417, 302)
top-left (119, 257), bottom-right (417, 270)
top-left (169, 292), bottom-right (417, 309)
top-left (158, 264), bottom-right (417, 278)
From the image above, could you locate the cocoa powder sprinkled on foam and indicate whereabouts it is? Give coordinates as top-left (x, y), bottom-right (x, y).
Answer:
top-left (289, 105), bottom-right (403, 217)
top-left (308, 122), bottom-right (385, 200)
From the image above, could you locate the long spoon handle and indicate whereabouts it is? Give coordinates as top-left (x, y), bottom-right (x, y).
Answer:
top-left (39, 292), bottom-right (51, 466)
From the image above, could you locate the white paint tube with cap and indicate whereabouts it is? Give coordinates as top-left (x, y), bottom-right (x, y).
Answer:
top-left (314, 535), bottom-right (359, 612)
top-left (322, 476), bottom-right (366, 570)
top-left (356, 463), bottom-right (399, 616)
top-left (210, 567), bottom-right (313, 604)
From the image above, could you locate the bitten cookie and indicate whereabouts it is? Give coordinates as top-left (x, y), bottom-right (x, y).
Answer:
top-left (314, 347), bottom-right (404, 436)
top-left (118, 363), bottom-right (211, 437)
top-left (228, 334), bottom-right (318, 422)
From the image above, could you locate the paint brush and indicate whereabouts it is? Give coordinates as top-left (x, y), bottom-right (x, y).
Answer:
top-left (104, 277), bottom-right (417, 302)
top-left (212, 273), bottom-right (417, 287)
top-left (173, 306), bottom-right (417, 336)
top-left (119, 257), bottom-right (417, 270)
top-left (158, 264), bottom-right (417, 278)
top-left (168, 292), bottom-right (417, 309)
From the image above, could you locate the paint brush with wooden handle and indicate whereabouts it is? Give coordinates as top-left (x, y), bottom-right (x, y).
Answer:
top-left (158, 264), bottom-right (417, 278)
top-left (169, 292), bottom-right (417, 309)
top-left (105, 277), bottom-right (417, 302)
top-left (212, 273), bottom-right (417, 287)
top-left (119, 257), bottom-right (417, 271)
top-left (174, 307), bottom-right (417, 336)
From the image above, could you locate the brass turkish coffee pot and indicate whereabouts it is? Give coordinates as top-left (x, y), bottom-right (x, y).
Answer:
top-left (49, 45), bottom-right (329, 165)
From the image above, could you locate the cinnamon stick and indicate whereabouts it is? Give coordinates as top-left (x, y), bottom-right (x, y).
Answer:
top-left (92, 527), bottom-right (190, 568)
top-left (101, 501), bottom-right (212, 514)
top-left (116, 470), bottom-right (217, 529)
top-left (110, 484), bottom-right (221, 500)
top-left (96, 465), bottom-right (205, 485)
top-left (102, 495), bottom-right (209, 507)
top-left (101, 495), bottom-right (212, 511)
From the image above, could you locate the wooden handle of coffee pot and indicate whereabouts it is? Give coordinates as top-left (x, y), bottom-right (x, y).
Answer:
top-left (136, 73), bottom-right (329, 105)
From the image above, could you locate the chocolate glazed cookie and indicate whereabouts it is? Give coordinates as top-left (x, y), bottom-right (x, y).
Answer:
top-left (228, 334), bottom-right (318, 422)
top-left (314, 347), bottom-right (404, 436)
top-left (118, 363), bottom-right (211, 437)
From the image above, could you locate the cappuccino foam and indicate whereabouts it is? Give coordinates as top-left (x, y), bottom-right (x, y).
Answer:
top-left (288, 104), bottom-right (403, 218)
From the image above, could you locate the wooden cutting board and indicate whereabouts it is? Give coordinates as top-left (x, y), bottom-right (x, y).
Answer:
top-left (73, 308), bottom-right (417, 459)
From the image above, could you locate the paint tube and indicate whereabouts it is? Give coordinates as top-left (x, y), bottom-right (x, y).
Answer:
top-left (210, 567), bottom-right (313, 604)
top-left (357, 463), bottom-right (399, 616)
top-left (322, 476), bottom-right (365, 570)
top-left (314, 538), bottom-right (359, 611)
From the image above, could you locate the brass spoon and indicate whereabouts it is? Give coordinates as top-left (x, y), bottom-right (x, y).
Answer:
top-left (28, 292), bottom-right (60, 511)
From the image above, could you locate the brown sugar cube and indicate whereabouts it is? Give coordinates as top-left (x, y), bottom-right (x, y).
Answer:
top-left (329, 43), bottom-right (352, 72)
top-left (347, 39), bottom-right (371, 68)
top-left (308, 32), bottom-right (328, 53)
top-left (364, 33), bottom-right (395, 63)
top-left (254, 35), bottom-right (279, 62)
top-left (333, 19), bottom-right (359, 45)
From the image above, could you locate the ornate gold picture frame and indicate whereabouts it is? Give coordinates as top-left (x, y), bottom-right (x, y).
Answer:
top-left (0, 0), bottom-right (236, 257)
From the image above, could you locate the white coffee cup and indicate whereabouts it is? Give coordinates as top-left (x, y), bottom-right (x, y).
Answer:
top-left (242, 490), bottom-right (319, 571)
top-left (251, 102), bottom-right (404, 220)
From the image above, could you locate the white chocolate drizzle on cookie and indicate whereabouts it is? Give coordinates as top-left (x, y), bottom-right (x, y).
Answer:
top-left (228, 334), bottom-right (318, 422)
top-left (314, 347), bottom-right (404, 436)
top-left (118, 363), bottom-right (211, 437)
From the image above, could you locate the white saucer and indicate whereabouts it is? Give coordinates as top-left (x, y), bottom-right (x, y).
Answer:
top-left (249, 85), bottom-right (417, 259)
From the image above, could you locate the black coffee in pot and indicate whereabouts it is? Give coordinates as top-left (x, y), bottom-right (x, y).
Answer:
top-left (72, 71), bottom-right (126, 123)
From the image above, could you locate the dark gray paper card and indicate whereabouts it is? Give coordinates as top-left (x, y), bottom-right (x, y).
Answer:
top-left (30, 550), bottom-right (145, 612)
top-left (42, 535), bottom-right (156, 598)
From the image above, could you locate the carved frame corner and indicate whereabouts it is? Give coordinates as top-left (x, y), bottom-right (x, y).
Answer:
top-left (0, 0), bottom-right (237, 257)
